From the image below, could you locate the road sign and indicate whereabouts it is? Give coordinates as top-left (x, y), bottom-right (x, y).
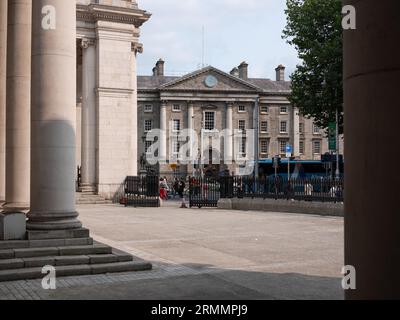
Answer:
top-left (328, 122), bottom-right (337, 151)
top-left (285, 145), bottom-right (292, 158)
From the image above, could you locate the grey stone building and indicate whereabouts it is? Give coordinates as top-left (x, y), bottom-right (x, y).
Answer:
top-left (138, 60), bottom-right (335, 177)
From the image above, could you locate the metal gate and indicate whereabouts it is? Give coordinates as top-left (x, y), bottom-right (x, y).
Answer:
top-left (189, 177), bottom-right (221, 208)
top-left (124, 176), bottom-right (160, 207)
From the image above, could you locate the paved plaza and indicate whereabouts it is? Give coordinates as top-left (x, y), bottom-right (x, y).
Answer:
top-left (0, 203), bottom-right (344, 300)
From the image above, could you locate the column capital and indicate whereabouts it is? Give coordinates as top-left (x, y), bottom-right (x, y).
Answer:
top-left (81, 38), bottom-right (96, 49)
top-left (132, 42), bottom-right (143, 54)
top-left (226, 102), bottom-right (234, 108)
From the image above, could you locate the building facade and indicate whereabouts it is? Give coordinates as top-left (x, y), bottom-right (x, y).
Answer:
top-left (138, 61), bottom-right (340, 177)
top-left (75, 0), bottom-right (150, 199)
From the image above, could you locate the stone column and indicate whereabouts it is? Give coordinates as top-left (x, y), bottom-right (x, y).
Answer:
top-left (80, 38), bottom-right (96, 194)
top-left (159, 101), bottom-right (167, 162)
top-left (293, 107), bottom-right (300, 157)
top-left (188, 102), bottom-right (194, 157)
top-left (225, 103), bottom-right (233, 163)
top-left (344, 0), bottom-right (400, 299)
top-left (3, 0), bottom-right (31, 212)
top-left (0, 0), bottom-right (7, 204)
top-left (27, 0), bottom-right (82, 231)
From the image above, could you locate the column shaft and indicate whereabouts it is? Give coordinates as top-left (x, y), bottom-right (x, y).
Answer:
top-left (80, 39), bottom-right (96, 193)
top-left (27, 0), bottom-right (81, 230)
top-left (3, 0), bottom-right (31, 212)
top-left (225, 103), bottom-right (233, 163)
top-left (344, 0), bottom-right (400, 299)
top-left (159, 102), bottom-right (167, 162)
top-left (0, 0), bottom-right (7, 203)
top-left (293, 107), bottom-right (300, 157)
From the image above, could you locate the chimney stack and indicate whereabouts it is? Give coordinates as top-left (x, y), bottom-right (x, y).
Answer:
top-left (230, 67), bottom-right (239, 77)
top-left (275, 64), bottom-right (285, 81)
top-left (238, 61), bottom-right (248, 80)
top-left (153, 58), bottom-right (165, 76)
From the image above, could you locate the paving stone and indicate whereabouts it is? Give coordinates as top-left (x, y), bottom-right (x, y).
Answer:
top-left (91, 261), bottom-right (152, 275)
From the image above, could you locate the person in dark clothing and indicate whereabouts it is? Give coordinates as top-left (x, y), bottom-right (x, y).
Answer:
top-left (178, 178), bottom-right (187, 208)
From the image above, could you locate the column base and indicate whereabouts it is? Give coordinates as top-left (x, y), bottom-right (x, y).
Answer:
top-left (26, 227), bottom-right (89, 240)
top-left (1, 202), bottom-right (29, 214)
top-left (0, 212), bottom-right (27, 240)
top-left (79, 183), bottom-right (97, 194)
top-left (26, 211), bottom-right (82, 231)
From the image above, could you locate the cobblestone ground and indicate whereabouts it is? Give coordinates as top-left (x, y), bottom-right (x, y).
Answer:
top-left (0, 202), bottom-right (344, 300)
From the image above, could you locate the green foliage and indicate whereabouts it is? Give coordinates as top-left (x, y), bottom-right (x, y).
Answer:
top-left (283, 0), bottom-right (343, 132)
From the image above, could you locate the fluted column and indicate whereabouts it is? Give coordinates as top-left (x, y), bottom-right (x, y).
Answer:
top-left (0, 0), bottom-right (7, 204)
top-left (27, 0), bottom-right (81, 230)
top-left (159, 101), bottom-right (167, 162)
top-left (3, 0), bottom-right (31, 212)
top-left (80, 38), bottom-right (96, 194)
top-left (344, 0), bottom-right (400, 299)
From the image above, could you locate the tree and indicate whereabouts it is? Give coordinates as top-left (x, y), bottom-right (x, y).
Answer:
top-left (283, 0), bottom-right (343, 132)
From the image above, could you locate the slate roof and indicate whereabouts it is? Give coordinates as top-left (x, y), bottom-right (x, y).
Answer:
top-left (137, 66), bottom-right (291, 93)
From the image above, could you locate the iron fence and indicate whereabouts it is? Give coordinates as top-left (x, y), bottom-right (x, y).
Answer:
top-left (189, 177), bottom-right (221, 208)
top-left (124, 176), bottom-right (160, 207)
top-left (220, 176), bottom-right (344, 203)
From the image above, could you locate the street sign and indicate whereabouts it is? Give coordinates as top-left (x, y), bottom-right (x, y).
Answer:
top-left (285, 145), bottom-right (293, 158)
top-left (328, 122), bottom-right (337, 151)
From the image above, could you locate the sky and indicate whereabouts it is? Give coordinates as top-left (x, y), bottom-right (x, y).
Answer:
top-left (136, 0), bottom-right (300, 80)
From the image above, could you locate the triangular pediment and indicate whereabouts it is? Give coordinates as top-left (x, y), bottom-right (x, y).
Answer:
top-left (159, 66), bottom-right (261, 92)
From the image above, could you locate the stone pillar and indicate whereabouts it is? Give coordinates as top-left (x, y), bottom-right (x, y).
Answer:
top-left (3, 0), bottom-right (31, 212)
top-left (344, 0), bottom-right (400, 299)
top-left (80, 38), bottom-right (96, 194)
top-left (225, 103), bottom-right (233, 163)
top-left (160, 101), bottom-right (167, 162)
top-left (188, 102), bottom-right (194, 158)
top-left (0, 0), bottom-right (7, 204)
top-left (27, 0), bottom-right (82, 231)
top-left (293, 107), bottom-right (300, 157)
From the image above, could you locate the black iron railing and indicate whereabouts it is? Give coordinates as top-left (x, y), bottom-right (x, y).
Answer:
top-left (124, 176), bottom-right (160, 208)
top-left (189, 177), bottom-right (221, 208)
top-left (220, 176), bottom-right (344, 203)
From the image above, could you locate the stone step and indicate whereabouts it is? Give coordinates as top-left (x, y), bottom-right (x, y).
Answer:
top-left (0, 253), bottom-right (134, 270)
top-left (0, 238), bottom-right (93, 250)
top-left (0, 261), bottom-right (153, 282)
top-left (0, 244), bottom-right (112, 260)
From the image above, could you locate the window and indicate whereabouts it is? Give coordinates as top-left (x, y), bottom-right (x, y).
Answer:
top-left (313, 140), bottom-right (321, 154)
top-left (260, 105), bottom-right (269, 113)
top-left (260, 139), bottom-right (269, 154)
top-left (280, 140), bottom-right (289, 154)
top-left (144, 104), bottom-right (153, 113)
top-left (204, 111), bottom-right (215, 131)
top-left (238, 105), bottom-right (246, 112)
top-left (144, 120), bottom-right (153, 132)
top-left (313, 124), bottom-right (321, 134)
top-left (280, 121), bottom-right (288, 133)
top-left (238, 120), bottom-right (246, 132)
top-left (299, 123), bottom-right (304, 134)
top-left (299, 140), bottom-right (305, 154)
top-left (145, 141), bottom-right (153, 153)
top-left (280, 106), bottom-right (288, 114)
top-left (239, 137), bottom-right (247, 157)
top-left (260, 121), bottom-right (268, 133)
top-left (172, 119), bottom-right (181, 132)
top-left (173, 104), bottom-right (181, 112)
top-left (172, 140), bottom-right (181, 155)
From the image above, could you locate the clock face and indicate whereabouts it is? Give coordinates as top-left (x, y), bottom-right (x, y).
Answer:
top-left (204, 75), bottom-right (218, 88)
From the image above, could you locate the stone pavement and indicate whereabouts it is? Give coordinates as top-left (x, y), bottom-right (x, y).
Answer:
top-left (0, 202), bottom-right (344, 300)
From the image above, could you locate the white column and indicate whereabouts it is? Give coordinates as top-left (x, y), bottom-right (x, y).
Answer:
top-left (0, 0), bottom-right (7, 203)
top-left (80, 38), bottom-right (96, 193)
top-left (225, 103), bottom-right (234, 163)
top-left (293, 107), bottom-right (300, 157)
top-left (3, 0), bottom-right (31, 212)
top-left (188, 102), bottom-right (194, 158)
top-left (27, 0), bottom-right (81, 230)
top-left (130, 43), bottom-right (141, 176)
top-left (160, 101), bottom-right (167, 162)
